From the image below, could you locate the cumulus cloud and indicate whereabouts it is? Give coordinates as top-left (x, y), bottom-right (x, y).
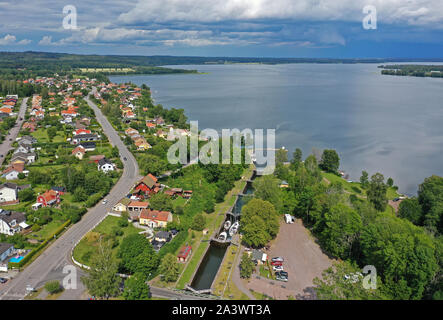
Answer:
top-left (0, 34), bottom-right (31, 45)
top-left (38, 35), bottom-right (55, 45)
top-left (118, 0), bottom-right (443, 27)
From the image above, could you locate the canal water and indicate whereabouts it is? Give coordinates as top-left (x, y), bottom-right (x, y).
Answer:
top-left (190, 173), bottom-right (257, 291)
top-left (190, 241), bottom-right (229, 290)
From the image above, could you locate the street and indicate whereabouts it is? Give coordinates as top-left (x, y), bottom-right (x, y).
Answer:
top-left (0, 90), bottom-right (141, 300)
top-left (0, 97), bottom-right (28, 167)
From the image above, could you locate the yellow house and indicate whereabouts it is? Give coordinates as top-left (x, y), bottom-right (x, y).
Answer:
top-left (140, 209), bottom-right (172, 228)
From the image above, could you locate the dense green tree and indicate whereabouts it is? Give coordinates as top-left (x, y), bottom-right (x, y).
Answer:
top-left (367, 173), bottom-right (388, 212)
top-left (123, 273), bottom-right (151, 300)
top-left (253, 175), bottom-right (283, 212)
top-left (290, 148), bottom-right (302, 171)
top-left (241, 199), bottom-right (279, 247)
top-left (399, 198), bottom-right (423, 225)
top-left (239, 253), bottom-right (255, 279)
top-left (319, 149), bottom-right (340, 174)
top-left (158, 253), bottom-right (180, 282)
top-left (82, 240), bottom-right (121, 299)
top-left (118, 234), bottom-right (157, 274)
top-left (360, 214), bottom-right (438, 299)
top-left (45, 280), bottom-right (62, 294)
top-left (418, 175), bottom-right (443, 234)
top-left (313, 261), bottom-right (387, 300)
top-left (320, 204), bottom-right (362, 259)
top-left (149, 193), bottom-right (173, 212)
top-left (191, 214), bottom-right (206, 231)
top-left (18, 188), bottom-right (35, 202)
top-left (387, 177), bottom-right (394, 188)
top-left (360, 171), bottom-right (369, 189)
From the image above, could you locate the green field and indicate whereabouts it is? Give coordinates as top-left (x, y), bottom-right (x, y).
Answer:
top-left (73, 215), bottom-right (144, 266)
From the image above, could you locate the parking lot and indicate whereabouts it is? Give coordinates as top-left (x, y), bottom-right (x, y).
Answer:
top-left (246, 219), bottom-right (334, 299)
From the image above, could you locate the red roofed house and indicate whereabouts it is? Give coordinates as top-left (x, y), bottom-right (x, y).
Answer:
top-left (72, 145), bottom-right (86, 160)
top-left (177, 245), bottom-right (192, 263)
top-left (36, 190), bottom-right (60, 207)
top-left (139, 209), bottom-right (172, 228)
top-left (74, 129), bottom-right (91, 135)
top-left (134, 174), bottom-right (159, 196)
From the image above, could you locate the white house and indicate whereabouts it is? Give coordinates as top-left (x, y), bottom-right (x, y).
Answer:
top-left (98, 158), bottom-right (115, 173)
top-left (0, 210), bottom-right (28, 236)
top-left (0, 243), bottom-right (14, 262)
top-left (0, 183), bottom-right (19, 203)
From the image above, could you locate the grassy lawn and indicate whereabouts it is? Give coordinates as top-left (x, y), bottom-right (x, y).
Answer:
top-left (322, 171), bottom-right (400, 200)
top-left (73, 215), bottom-right (143, 266)
top-left (176, 239), bottom-right (210, 290)
top-left (31, 219), bottom-right (68, 241)
top-left (212, 244), bottom-right (249, 300)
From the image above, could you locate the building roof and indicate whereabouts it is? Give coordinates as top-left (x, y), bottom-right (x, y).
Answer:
top-left (98, 158), bottom-right (112, 166)
top-left (140, 209), bottom-right (171, 222)
top-left (155, 230), bottom-right (171, 239)
top-left (0, 242), bottom-right (13, 256)
top-left (138, 174), bottom-right (158, 189)
top-left (128, 201), bottom-right (149, 208)
top-left (0, 211), bottom-right (26, 225)
top-left (177, 245), bottom-right (192, 259)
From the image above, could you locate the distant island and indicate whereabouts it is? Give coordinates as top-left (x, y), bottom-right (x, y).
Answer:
top-left (379, 64), bottom-right (443, 78)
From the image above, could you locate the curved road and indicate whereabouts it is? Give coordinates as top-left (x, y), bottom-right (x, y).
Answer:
top-left (0, 90), bottom-right (141, 300)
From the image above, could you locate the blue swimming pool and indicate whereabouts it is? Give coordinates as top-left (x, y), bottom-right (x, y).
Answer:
top-left (9, 256), bottom-right (24, 263)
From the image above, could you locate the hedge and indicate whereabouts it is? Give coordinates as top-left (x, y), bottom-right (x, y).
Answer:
top-left (8, 220), bottom-right (71, 269)
top-left (158, 230), bottom-right (188, 259)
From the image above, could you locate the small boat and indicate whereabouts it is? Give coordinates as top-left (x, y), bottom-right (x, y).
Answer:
top-left (224, 220), bottom-right (232, 230)
top-left (218, 232), bottom-right (227, 241)
top-left (229, 222), bottom-right (240, 237)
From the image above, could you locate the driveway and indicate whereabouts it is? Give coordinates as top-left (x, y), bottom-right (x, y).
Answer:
top-left (0, 97), bottom-right (28, 166)
top-left (246, 219), bottom-right (334, 300)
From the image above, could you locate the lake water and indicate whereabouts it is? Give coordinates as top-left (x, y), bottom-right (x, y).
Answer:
top-left (110, 64), bottom-right (443, 195)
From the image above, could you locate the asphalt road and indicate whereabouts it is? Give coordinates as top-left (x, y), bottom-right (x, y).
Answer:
top-left (0, 97), bottom-right (28, 167)
top-left (0, 90), bottom-right (141, 300)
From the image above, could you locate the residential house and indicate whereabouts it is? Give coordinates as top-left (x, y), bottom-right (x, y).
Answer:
top-left (134, 174), bottom-right (159, 196)
top-left (112, 198), bottom-right (131, 212)
top-left (127, 201), bottom-right (149, 213)
top-left (154, 230), bottom-right (171, 243)
top-left (72, 145), bottom-right (86, 160)
top-left (79, 142), bottom-right (96, 152)
top-left (0, 243), bottom-right (14, 262)
top-left (0, 183), bottom-right (28, 204)
top-left (177, 245), bottom-right (192, 263)
top-left (1, 163), bottom-right (29, 180)
top-left (134, 138), bottom-right (151, 151)
top-left (36, 190), bottom-right (60, 208)
top-left (97, 158), bottom-right (114, 173)
top-left (11, 152), bottom-right (36, 164)
top-left (139, 209), bottom-right (172, 228)
top-left (72, 133), bottom-right (98, 144)
top-left (0, 210), bottom-right (28, 235)
top-left (73, 129), bottom-right (91, 135)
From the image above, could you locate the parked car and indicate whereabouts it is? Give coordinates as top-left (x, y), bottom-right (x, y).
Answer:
top-left (272, 265), bottom-right (284, 272)
top-left (271, 257), bottom-right (284, 262)
top-left (0, 278), bottom-right (7, 284)
top-left (123, 157), bottom-right (127, 161)
top-left (102, 199), bottom-right (108, 205)
top-left (271, 260), bottom-right (283, 266)
top-left (275, 271), bottom-right (288, 282)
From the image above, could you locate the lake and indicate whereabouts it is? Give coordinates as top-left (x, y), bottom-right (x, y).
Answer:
top-left (110, 64), bottom-right (443, 195)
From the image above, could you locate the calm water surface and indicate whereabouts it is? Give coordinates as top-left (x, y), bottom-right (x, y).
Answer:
top-left (111, 64), bottom-right (443, 195)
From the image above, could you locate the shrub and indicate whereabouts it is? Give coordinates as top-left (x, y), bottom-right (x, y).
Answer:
top-left (45, 280), bottom-right (62, 294)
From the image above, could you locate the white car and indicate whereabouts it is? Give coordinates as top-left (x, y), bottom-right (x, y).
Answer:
top-left (273, 265), bottom-right (284, 272)
top-left (102, 199), bottom-right (108, 205)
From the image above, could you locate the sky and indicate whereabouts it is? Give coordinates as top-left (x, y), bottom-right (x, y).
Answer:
top-left (1, 0), bottom-right (443, 58)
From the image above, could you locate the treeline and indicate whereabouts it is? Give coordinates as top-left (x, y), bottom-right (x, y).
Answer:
top-left (380, 65), bottom-right (443, 78)
top-left (241, 147), bottom-right (442, 300)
